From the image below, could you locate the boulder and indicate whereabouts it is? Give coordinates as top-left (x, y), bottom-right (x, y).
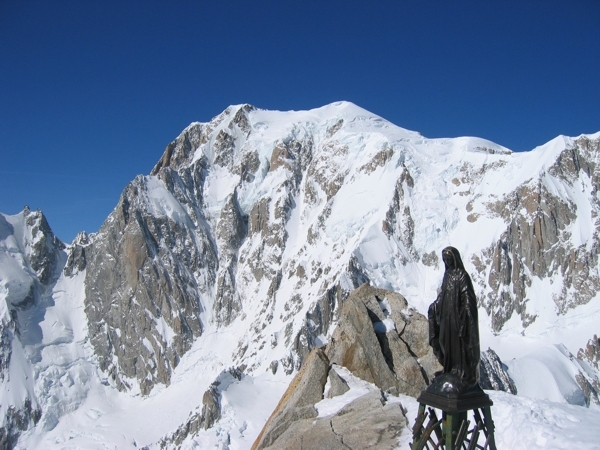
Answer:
top-left (325, 367), bottom-right (350, 398)
top-left (325, 284), bottom-right (441, 397)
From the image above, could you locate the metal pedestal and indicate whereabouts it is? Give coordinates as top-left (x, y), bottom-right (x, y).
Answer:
top-left (411, 389), bottom-right (497, 450)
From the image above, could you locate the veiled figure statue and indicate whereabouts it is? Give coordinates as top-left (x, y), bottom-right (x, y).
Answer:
top-left (428, 246), bottom-right (480, 388)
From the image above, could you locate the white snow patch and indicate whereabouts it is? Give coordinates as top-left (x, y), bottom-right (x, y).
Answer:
top-left (373, 318), bottom-right (396, 334)
top-left (144, 176), bottom-right (189, 224)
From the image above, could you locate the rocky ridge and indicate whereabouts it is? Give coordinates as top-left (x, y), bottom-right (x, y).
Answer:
top-left (0, 208), bottom-right (65, 446)
top-left (471, 137), bottom-right (600, 331)
top-left (251, 284), bottom-right (431, 450)
top-left (479, 348), bottom-right (517, 395)
top-left (251, 284), bottom-right (517, 450)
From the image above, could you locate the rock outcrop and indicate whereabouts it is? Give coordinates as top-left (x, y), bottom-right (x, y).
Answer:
top-left (325, 367), bottom-right (350, 398)
top-left (83, 168), bottom-right (218, 394)
top-left (325, 284), bottom-right (440, 397)
top-left (253, 284), bottom-right (439, 449)
top-left (479, 348), bottom-right (517, 394)
top-left (252, 347), bottom-right (407, 450)
top-left (158, 368), bottom-right (244, 448)
top-left (255, 388), bottom-right (406, 450)
top-left (576, 336), bottom-right (600, 405)
top-left (473, 137), bottom-right (600, 331)
top-left (0, 400), bottom-right (41, 450)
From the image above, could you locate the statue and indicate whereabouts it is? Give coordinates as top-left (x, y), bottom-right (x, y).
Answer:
top-left (427, 246), bottom-right (480, 393)
top-left (412, 247), bottom-right (496, 450)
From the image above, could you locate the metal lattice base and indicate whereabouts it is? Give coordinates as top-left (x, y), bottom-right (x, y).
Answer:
top-left (410, 404), bottom-right (497, 450)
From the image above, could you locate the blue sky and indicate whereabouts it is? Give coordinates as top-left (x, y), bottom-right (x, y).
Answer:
top-left (1, 1), bottom-right (599, 243)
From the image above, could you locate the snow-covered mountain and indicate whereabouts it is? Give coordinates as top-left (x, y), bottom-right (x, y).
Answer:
top-left (1, 102), bottom-right (599, 448)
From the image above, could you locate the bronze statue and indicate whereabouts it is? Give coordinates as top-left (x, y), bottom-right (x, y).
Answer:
top-left (428, 246), bottom-right (480, 390)
top-left (412, 247), bottom-right (496, 450)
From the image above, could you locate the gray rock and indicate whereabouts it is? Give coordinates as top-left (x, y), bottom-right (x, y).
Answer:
top-left (151, 122), bottom-right (206, 175)
top-left (83, 169), bottom-right (218, 394)
top-left (254, 390), bottom-right (406, 450)
top-left (382, 167), bottom-right (417, 263)
top-left (479, 348), bottom-right (517, 394)
top-left (576, 336), bottom-right (600, 405)
top-left (214, 190), bottom-right (247, 326)
top-left (63, 231), bottom-right (89, 276)
top-left (578, 335), bottom-right (600, 373)
top-left (199, 386), bottom-right (221, 430)
top-left (157, 368), bottom-right (244, 446)
top-left (22, 208), bottom-right (65, 286)
top-left (325, 284), bottom-right (441, 397)
top-left (252, 348), bottom-right (330, 449)
top-left (0, 209), bottom-right (62, 447)
top-left (0, 399), bottom-right (41, 450)
top-left (475, 137), bottom-right (600, 331)
top-left (0, 325), bottom-right (12, 382)
top-left (253, 284), bottom-right (434, 449)
top-left (326, 367), bottom-right (350, 398)
top-left (330, 391), bottom-right (406, 449)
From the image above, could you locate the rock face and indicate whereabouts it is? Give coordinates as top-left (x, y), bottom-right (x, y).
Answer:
top-left (325, 284), bottom-right (440, 397)
top-left (326, 367), bottom-right (350, 398)
top-left (256, 389), bottom-right (406, 450)
top-left (253, 348), bottom-right (331, 449)
top-left (83, 169), bottom-right (217, 394)
top-left (0, 400), bottom-right (42, 450)
top-left (472, 137), bottom-right (600, 331)
top-left (158, 368), bottom-right (244, 448)
top-left (578, 335), bottom-right (600, 382)
top-left (252, 285), bottom-right (524, 450)
top-left (479, 348), bottom-right (517, 394)
top-left (0, 208), bottom-right (65, 314)
top-left (576, 336), bottom-right (600, 406)
top-left (253, 284), bottom-right (439, 450)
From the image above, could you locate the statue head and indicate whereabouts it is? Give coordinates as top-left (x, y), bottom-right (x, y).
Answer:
top-left (441, 246), bottom-right (465, 271)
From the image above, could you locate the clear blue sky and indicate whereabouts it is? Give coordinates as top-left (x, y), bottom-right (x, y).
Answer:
top-left (1, 1), bottom-right (599, 243)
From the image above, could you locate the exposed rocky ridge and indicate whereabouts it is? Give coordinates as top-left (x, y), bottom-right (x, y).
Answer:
top-left (0, 399), bottom-right (42, 450)
top-left (252, 285), bottom-right (521, 450)
top-left (0, 208), bottom-right (65, 313)
top-left (0, 209), bottom-right (64, 447)
top-left (82, 166), bottom-right (218, 394)
top-left (479, 348), bottom-right (517, 394)
top-left (252, 348), bottom-right (408, 450)
top-left (553, 343), bottom-right (600, 407)
top-left (472, 137), bottom-right (600, 331)
top-left (576, 335), bottom-right (600, 404)
top-left (578, 335), bottom-right (600, 372)
top-left (63, 231), bottom-right (89, 276)
top-left (325, 284), bottom-right (440, 397)
top-left (252, 284), bottom-right (438, 450)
